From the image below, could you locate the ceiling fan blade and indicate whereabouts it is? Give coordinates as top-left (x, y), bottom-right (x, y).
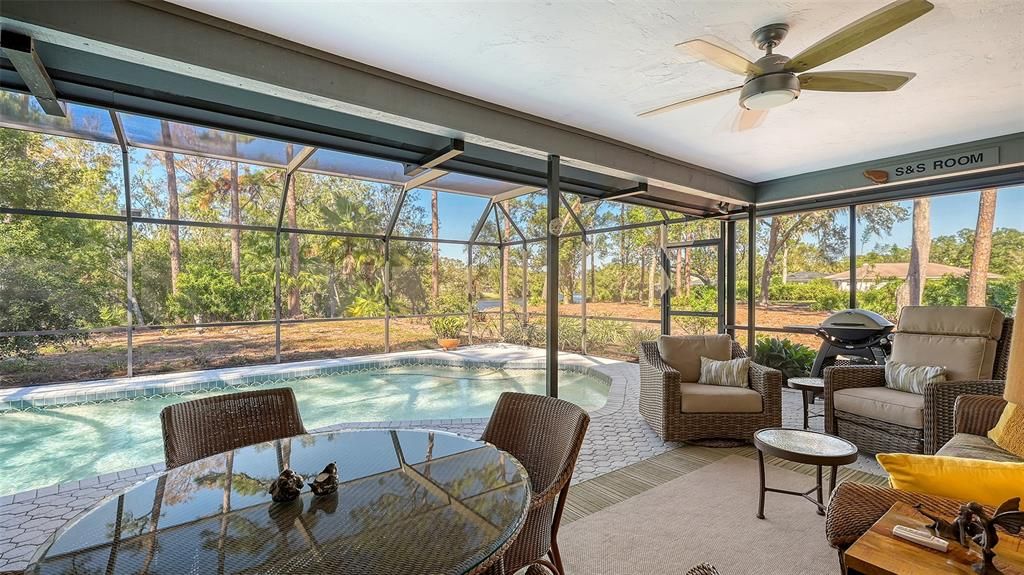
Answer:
top-left (799, 71), bottom-right (916, 91)
top-left (735, 108), bottom-right (768, 131)
top-left (785, 0), bottom-right (934, 73)
top-left (638, 86), bottom-right (742, 118)
top-left (677, 39), bottom-right (762, 76)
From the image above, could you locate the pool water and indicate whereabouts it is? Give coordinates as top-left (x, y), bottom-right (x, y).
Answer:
top-left (0, 365), bottom-right (607, 496)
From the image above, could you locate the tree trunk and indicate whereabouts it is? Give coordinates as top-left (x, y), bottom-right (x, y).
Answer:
top-left (647, 248), bottom-right (658, 308)
top-left (674, 246), bottom-right (683, 294)
top-left (163, 175), bottom-right (181, 293)
top-left (683, 246), bottom-right (692, 299)
top-left (229, 161), bottom-right (241, 284)
top-left (589, 249), bottom-right (596, 297)
top-left (905, 198), bottom-right (931, 307)
top-left (287, 177), bottom-right (300, 317)
top-left (782, 245), bottom-right (789, 284)
top-left (619, 205), bottom-right (627, 304)
top-left (759, 218), bottom-right (780, 306)
top-left (431, 191), bottom-right (440, 299)
top-left (967, 188), bottom-right (997, 307)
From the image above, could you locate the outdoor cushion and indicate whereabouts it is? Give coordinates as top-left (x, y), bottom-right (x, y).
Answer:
top-left (890, 333), bottom-right (997, 381)
top-left (657, 334), bottom-right (732, 383)
top-left (679, 382), bottom-right (762, 414)
top-left (896, 306), bottom-right (1004, 340)
top-left (877, 452), bottom-right (1024, 507)
top-left (988, 402), bottom-right (1024, 459)
top-left (937, 433), bottom-right (1022, 464)
top-left (833, 386), bottom-right (924, 429)
top-left (698, 356), bottom-right (750, 388)
top-left (884, 360), bottom-right (946, 394)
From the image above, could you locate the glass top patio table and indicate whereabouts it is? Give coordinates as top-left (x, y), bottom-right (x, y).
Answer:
top-left (27, 429), bottom-right (530, 575)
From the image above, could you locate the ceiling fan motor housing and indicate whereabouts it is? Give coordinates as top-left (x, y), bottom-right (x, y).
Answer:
top-left (741, 54), bottom-right (800, 110)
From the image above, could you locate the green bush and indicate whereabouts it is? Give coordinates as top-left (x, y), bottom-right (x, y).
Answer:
top-left (502, 317), bottom-right (544, 346)
top-left (586, 319), bottom-right (630, 348)
top-left (429, 315), bottom-right (465, 339)
top-left (558, 317), bottom-right (583, 351)
top-left (621, 328), bottom-right (660, 356)
top-left (166, 267), bottom-right (269, 323)
top-left (754, 337), bottom-right (816, 380)
top-left (345, 284), bottom-right (386, 318)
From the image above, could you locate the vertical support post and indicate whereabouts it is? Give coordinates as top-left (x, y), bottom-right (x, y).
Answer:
top-left (718, 221), bottom-right (727, 334)
top-left (120, 147), bottom-right (133, 377)
top-left (580, 233), bottom-right (588, 355)
top-left (546, 155), bottom-right (560, 398)
top-left (384, 239), bottom-right (391, 353)
top-left (725, 220), bottom-right (737, 338)
top-left (522, 242), bottom-right (529, 326)
top-left (499, 245), bottom-right (506, 339)
top-left (659, 222), bottom-right (670, 336)
top-left (849, 206), bottom-right (858, 309)
top-left (274, 172), bottom-right (292, 364)
top-left (747, 206), bottom-right (757, 354)
top-left (467, 245), bottom-right (474, 346)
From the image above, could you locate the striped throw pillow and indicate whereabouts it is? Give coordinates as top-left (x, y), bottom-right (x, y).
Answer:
top-left (698, 356), bottom-right (750, 388)
top-left (884, 360), bottom-right (946, 394)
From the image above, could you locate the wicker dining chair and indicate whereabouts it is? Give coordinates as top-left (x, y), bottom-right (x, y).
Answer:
top-left (481, 392), bottom-right (590, 575)
top-left (160, 388), bottom-right (307, 469)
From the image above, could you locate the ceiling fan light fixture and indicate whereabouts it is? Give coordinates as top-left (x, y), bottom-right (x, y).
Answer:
top-left (739, 74), bottom-right (801, 110)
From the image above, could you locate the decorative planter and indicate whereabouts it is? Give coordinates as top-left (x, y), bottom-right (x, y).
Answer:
top-left (438, 338), bottom-right (460, 351)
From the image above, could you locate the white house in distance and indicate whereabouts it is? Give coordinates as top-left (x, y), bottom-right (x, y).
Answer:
top-left (825, 262), bottom-right (1002, 291)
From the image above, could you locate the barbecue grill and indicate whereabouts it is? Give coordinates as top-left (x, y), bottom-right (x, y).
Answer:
top-left (810, 309), bottom-right (894, 377)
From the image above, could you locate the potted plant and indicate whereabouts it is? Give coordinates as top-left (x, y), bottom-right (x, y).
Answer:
top-left (430, 315), bottom-right (466, 351)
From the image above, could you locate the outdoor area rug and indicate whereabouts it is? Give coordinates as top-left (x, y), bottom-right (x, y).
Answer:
top-left (560, 453), bottom-right (883, 574)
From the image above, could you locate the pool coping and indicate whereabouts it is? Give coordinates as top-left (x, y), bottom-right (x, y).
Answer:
top-left (0, 344), bottom-right (630, 503)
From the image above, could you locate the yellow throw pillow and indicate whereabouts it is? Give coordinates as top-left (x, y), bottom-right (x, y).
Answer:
top-left (876, 453), bottom-right (1024, 507)
top-left (989, 402), bottom-right (1024, 459)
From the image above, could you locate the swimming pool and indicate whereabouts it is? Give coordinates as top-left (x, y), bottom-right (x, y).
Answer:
top-left (0, 363), bottom-right (608, 496)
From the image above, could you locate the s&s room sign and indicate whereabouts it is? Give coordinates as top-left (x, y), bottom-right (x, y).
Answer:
top-left (864, 147), bottom-right (1000, 184)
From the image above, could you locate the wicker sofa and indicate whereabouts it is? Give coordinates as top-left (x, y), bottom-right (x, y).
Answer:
top-left (638, 336), bottom-right (782, 442)
top-left (824, 307), bottom-right (1013, 455)
top-left (825, 394), bottom-right (1021, 564)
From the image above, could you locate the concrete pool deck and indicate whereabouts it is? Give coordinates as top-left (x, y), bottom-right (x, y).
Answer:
top-left (0, 344), bottom-right (881, 571)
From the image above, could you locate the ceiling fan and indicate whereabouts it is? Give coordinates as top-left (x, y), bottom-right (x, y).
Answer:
top-left (639, 0), bottom-right (934, 130)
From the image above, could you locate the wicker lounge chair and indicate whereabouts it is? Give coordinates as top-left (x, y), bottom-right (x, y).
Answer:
top-left (481, 392), bottom-right (590, 575)
top-left (638, 336), bottom-right (782, 442)
top-left (160, 388), bottom-right (307, 469)
top-left (824, 307), bottom-right (1012, 455)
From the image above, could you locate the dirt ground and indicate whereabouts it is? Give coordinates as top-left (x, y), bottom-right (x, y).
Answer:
top-left (1, 303), bottom-right (827, 388)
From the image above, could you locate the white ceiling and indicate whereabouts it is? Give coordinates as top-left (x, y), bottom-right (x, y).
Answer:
top-left (169, 0), bottom-right (1024, 182)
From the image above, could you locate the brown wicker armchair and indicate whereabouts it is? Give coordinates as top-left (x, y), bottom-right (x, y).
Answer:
top-left (160, 388), bottom-right (307, 469)
top-left (825, 394), bottom-right (1014, 567)
top-left (481, 392), bottom-right (590, 575)
top-left (824, 314), bottom-right (1012, 455)
top-left (638, 338), bottom-right (782, 442)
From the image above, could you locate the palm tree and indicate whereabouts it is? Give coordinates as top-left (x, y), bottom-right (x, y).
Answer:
top-left (967, 189), bottom-right (997, 306)
top-left (903, 198), bottom-right (931, 307)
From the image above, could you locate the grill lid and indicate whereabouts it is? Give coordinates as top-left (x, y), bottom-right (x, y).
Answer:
top-left (820, 309), bottom-right (894, 330)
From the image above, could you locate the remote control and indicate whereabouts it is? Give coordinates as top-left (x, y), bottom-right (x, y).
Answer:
top-left (892, 525), bottom-right (949, 552)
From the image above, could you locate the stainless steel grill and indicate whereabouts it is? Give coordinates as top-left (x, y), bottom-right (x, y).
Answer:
top-left (810, 309), bottom-right (894, 377)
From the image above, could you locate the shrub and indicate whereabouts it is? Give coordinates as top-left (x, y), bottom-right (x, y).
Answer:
top-left (621, 328), bottom-right (660, 356)
top-left (754, 337), bottom-right (816, 380)
top-left (503, 317), bottom-right (544, 346)
top-left (429, 315), bottom-right (465, 339)
top-left (558, 317), bottom-right (583, 351)
top-left (586, 319), bottom-right (630, 348)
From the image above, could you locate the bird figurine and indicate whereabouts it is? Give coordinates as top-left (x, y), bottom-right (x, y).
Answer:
top-left (967, 497), bottom-right (1024, 575)
top-left (915, 503), bottom-right (961, 541)
top-left (309, 462), bottom-right (339, 497)
top-left (268, 468), bottom-right (304, 503)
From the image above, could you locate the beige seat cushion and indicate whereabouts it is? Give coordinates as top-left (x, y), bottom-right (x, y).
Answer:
top-left (897, 306), bottom-right (1004, 339)
top-left (833, 386), bottom-right (925, 429)
top-left (890, 306), bottom-right (1004, 381)
top-left (890, 333), bottom-right (997, 381)
top-left (679, 383), bottom-right (762, 414)
top-left (658, 334), bottom-right (733, 382)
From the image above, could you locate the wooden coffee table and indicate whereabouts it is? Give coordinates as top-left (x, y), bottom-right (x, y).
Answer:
top-left (753, 427), bottom-right (858, 519)
top-left (844, 502), bottom-right (1024, 574)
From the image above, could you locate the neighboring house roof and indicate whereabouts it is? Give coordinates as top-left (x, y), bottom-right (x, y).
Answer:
top-left (824, 262), bottom-right (1003, 281)
top-left (786, 271), bottom-right (827, 282)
